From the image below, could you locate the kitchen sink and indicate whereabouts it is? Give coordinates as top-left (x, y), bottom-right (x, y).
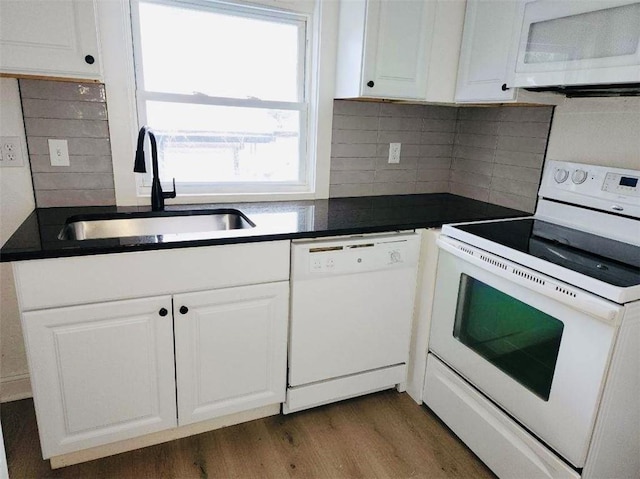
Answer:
top-left (58, 209), bottom-right (256, 240)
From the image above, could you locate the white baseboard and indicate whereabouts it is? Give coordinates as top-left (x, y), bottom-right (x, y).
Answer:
top-left (1, 373), bottom-right (32, 403)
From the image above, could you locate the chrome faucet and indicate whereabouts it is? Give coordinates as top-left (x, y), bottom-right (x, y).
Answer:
top-left (133, 126), bottom-right (176, 211)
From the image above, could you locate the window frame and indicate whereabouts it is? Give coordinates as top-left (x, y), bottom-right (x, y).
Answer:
top-left (130, 0), bottom-right (313, 195)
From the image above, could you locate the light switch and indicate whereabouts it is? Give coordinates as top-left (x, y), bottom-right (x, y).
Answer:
top-left (388, 143), bottom-right (401, 164)
top-left (48, 139), bottom-right (70, 166)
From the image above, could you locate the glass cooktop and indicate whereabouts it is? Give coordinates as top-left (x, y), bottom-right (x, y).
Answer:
top-left (454, 219), bottom-right (640, 288)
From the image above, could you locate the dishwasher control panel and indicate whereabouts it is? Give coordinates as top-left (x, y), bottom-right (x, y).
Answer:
top-left (292, 232), bottom-right (421, 279)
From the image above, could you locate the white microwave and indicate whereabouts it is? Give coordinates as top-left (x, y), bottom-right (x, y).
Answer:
top-left (512, 0), bottom-right (640, 88)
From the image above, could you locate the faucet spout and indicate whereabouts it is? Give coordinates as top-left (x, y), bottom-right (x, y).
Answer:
top-left (134, 126), bottom-right (176, 211)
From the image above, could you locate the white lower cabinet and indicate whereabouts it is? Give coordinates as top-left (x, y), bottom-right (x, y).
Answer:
top-left (174, 282), bottom-right (288, 425)
top-left (23, 296), bottom-right (177, 458)
top-left (14, 241), bottom-right (291, 462)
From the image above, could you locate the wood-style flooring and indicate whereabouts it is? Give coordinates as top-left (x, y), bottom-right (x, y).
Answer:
top-left (2, 390), bottom-right (495, 479)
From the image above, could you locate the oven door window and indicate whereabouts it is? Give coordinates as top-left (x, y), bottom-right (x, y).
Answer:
top-left (453, 274), bottom-right (564, 401)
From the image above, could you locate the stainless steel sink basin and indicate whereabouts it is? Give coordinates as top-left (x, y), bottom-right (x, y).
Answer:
top-left (58, 209), bottom-right (256, 240)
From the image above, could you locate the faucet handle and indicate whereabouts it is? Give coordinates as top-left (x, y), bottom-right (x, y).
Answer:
top-left (163, 178), bottom-right (177, 199)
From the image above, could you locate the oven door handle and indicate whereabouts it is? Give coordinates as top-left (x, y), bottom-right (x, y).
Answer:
top-left (437, 237), bottom-right (623, 325)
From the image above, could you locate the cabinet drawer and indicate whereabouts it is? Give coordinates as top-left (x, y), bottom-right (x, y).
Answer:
top-left (14, 241), bottom-right (290, 311)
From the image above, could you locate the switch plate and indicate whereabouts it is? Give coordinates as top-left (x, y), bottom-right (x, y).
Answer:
top-left (388, 143), bottom-right (401, 164)
top-left (48, 139), bottom-right (70, 166)
top-left (0, 136), bottom-right (25, 167)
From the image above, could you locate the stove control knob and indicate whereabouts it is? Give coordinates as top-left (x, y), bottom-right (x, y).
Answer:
top-left (554, 168), bottom-right (569, 183)
top-left (572, 169), bottom-right (588, 184)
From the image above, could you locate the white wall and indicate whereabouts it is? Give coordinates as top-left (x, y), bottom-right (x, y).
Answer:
top-left (0, 78), bottom-right (34, 401)
top-left (546, 97), bottom-right (640, 170)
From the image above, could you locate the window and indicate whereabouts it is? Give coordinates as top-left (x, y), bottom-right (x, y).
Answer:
top-left (131, 0), bottom-right (310, 194)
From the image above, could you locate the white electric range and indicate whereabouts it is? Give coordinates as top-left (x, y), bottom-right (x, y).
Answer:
top-left (424, 160), bottom-right (640, 479)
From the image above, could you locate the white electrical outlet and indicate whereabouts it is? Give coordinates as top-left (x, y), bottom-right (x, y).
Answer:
top-left (388, 143), bottom-right (401, 164)
top-left (48, 139), bottom-right (70, 166)
top-left (0, 136), bottom-right (25, 167)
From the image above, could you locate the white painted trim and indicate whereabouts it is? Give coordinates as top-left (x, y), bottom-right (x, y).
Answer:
top-left (99, 0), bottom-right (335, 205)
top-left (50, 403), bottom-right (280, 468)
top-left (0, 373), bottom-right (32, 403)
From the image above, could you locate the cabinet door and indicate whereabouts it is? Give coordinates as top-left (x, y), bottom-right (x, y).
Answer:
top-left (22, 296), bottom-right (176, 458)
top-left (455, 0), bottom-right (524, 102)
top-left (0, 0), bottom-right (101, 79)
top-left (174, 282), bottom-right (288, 426)
top-left (362, 0), bottom-right (435, 99)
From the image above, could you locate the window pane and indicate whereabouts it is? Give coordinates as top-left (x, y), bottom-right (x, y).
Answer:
top-left (138, 2), bottom-right (301, 101)
top-left (453, 275), bottom-right (564, 401)
top-left (146, 101), bottom-right (301, 183)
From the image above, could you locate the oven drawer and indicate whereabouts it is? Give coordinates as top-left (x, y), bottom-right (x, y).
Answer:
top-left (424, 354), bottom-right (579, 479)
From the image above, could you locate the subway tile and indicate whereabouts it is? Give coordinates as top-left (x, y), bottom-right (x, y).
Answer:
top-left (332, 115), bottom-right (379, 130)
top-left (372, 182), bottom-right (416, 195)
top-left (378, 130), bottom-right (421, 144)
top-left (379, 103), bottom-right (425, 118)
top-left (21, 98), bottom-right (108, 120)
top-left (378, 116), bottom-right (422, 131)
top-left (330, 170), bottom-right (375, 185)
top-left (499, 121), bottom-right (550, 138)
top-left (419, 144), bottom-right (454, 158)
top-left (423, 105), bottom-right (458, 120)
top-left (330, 157), bottom-right (376, 171)
top-left (457, 107), bottom-right (502, 121)
top-left (416, 168), bottom-right (450, 182)
top-left (333, 100), bottom-right (380, 116)
top-left (422, 119), bottom-right (456, 132)
top-left (416, 157), bottom-right (452, 170)
top-left (415, 181), bottom-right (450, 193)
top-left (27, 137), bottom-right (112, 156)
top-left (420, 131), bottom-right (455, 145)
top-left (35, 189), bottom-right (116, 207)
top-left (449, 182), bottom-right (490, 202)
top-left (329, 183), bottom-right (374, 198)
top-left (494, 150), bottom-right (545, 169)
top-left (330, 143), bottom-right (378, 158)
top-left (455, 133), bottom-right (497, 149)
top-left (490, 176), bottom-right (539, 197)
top-left (29, 155), bottom-right (114, 173)
top-left (451, 157), bottom-right (494, 176)
top-left (374, 156), bottom-right (418, 170)
top-left (376, 143), bottom-right (421, 158)
top-left (492, 164), bottom-right (541, 184)
top-left (32, 172), bottom-right (115, 190)
top-left (452, 144), bottom-right (495, 162)
top-left (374, 169), bottom-right (417, 183)
top-left (497, 135), bottom-right (548, 154)
top-left (489, 191), bottom-right (537, 213)
top-left (499, 106), bottom-right (553, 123)
top-left (457, 120), bottom-right (500, 136)
top-left (331, 129), bottom-right (378, 144)
top-left (24, 118), bottom-right (109, 138)
top-left (19, 79), bottom-right (106, 102)
top-left (450, 170), bottom-right (492, 188)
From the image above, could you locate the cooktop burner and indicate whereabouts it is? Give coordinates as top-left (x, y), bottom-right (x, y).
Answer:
top-left (455, 218), bottom-right (640, 288)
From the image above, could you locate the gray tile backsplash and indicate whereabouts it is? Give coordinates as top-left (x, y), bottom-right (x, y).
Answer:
top-left (19, 79), bottom-right (115, 207)
top-left (330, 100), bottom-right (553, 213)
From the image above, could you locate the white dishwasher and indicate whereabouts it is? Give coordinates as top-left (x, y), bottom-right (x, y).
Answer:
top-left (284, 232), bottom-right (421, 414)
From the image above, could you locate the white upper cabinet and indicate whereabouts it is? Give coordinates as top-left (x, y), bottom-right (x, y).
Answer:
top-left (0, 0), bottom-right (101, 79)
top-left (335, 0), bottom-right (466, 101)
top-left (455, 0), bottom-right (525, 103)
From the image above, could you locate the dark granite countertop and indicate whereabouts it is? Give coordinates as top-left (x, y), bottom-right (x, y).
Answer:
top-left (0, 194), bottom-right (529, 262)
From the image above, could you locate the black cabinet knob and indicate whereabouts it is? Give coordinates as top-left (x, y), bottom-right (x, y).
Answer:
top-left (85, 55), bottom-right (95, 65)
top-left (159, 308), bottom-right (168, 317)
top-left (366, 80), bottom-right (375, 88)
top-left (501, 83), bottom-right (509, 91)
top-left (179, 306), bottom-right (189, 315)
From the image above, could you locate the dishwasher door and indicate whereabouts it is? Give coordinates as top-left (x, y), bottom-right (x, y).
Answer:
top-left (288, 233), bottom-right (421, 389)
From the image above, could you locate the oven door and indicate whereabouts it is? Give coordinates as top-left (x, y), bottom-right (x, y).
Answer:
top-left (429, 237), bottom-right (623, 468)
